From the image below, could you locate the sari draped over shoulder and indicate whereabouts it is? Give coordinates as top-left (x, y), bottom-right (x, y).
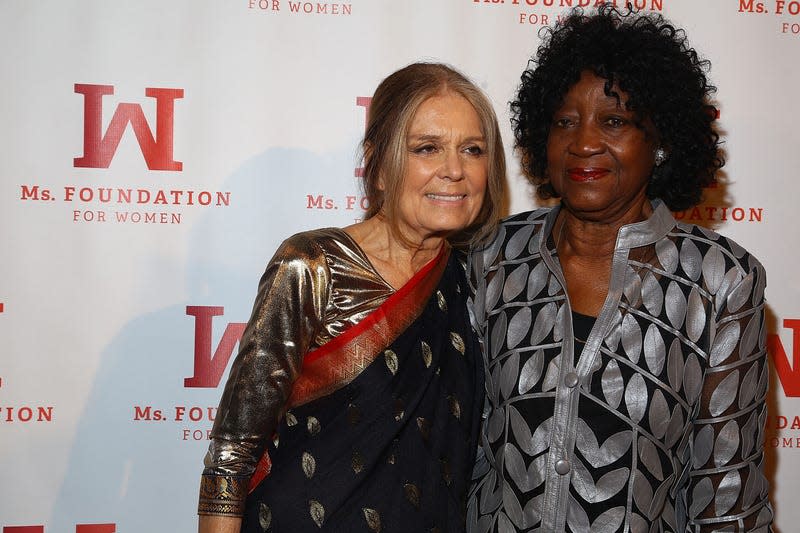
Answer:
top-left (199, 228), bottom-right (483, 533)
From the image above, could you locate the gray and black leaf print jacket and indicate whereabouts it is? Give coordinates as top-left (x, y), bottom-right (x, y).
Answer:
top-left (467, 200), bottom-right (773, 533)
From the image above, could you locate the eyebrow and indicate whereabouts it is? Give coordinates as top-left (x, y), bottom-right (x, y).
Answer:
top-left (407, 133), bottom-right (486, 143)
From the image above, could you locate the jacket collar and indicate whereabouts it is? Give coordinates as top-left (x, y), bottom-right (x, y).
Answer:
top-left (541, 199), bottom-right (676, 253)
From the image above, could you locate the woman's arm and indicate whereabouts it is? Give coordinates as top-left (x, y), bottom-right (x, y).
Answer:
top-left (197, 235), bottom-right (330, 527)
top-left (198, 515), bottom-right (241, 533)
top-left (690, 257), bottom-right (773, 531)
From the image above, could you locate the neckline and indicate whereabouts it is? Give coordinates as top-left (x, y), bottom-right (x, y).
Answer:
top-left (333, 227), bottom-right (447, 292)
top-left (329, 227), bottom-right (391, 288)
top-left (542, 199), bottom-right (676, 254)
top-left (571, 311), bottom-right (596, 345)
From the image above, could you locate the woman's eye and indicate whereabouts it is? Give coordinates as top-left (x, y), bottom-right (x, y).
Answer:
top-left (464, 145), bottom-right (485, 156)
top-left (553, 117), bottom-right (573, 128)
top-left (413, 144), bottom-right (438, 154)
top-left (605, 116), bottom-right (626, 127)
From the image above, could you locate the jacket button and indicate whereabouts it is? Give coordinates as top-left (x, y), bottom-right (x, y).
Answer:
top-left (564, 372), bottom-right (579, 388)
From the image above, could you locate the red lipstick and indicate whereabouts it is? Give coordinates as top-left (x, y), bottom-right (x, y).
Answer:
top-left (567, 168), bottom-right (608, 182)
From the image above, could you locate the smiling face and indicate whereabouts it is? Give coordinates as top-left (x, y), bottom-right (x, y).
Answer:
top-left (389, 91), bottom-right (489, 244)
top-left (546, 71), bottom-right (659, 224)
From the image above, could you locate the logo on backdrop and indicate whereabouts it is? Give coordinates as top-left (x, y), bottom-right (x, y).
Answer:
top-left (305, 96), bottom-right (371, 223)
top-left (74, 84), bottom-right (183, 171)
top-left (0, 368), bottom-right (55, 425)
top-left (470, 0), bottom-right (665, 27)
top-left (672, 110), bottom-right (765, 226)
top-left (2, 525), bottom-right (115, 532)
top-left (738, 0), bottom-right (800, 35)
top-left (17, 84), bottom-right (232, 225)
top-left (0, 295), bottom-right (52, 423)
top-left (672, 205), bottom-right (765, 225)
top-left (769, 318), bottom-right (800, 397)
top-left (131, 306), bottom-right (246, 441)
top-left (766, 317), bottom-right (800, 449)
top-left (246, 0), bottom-right (354, 16)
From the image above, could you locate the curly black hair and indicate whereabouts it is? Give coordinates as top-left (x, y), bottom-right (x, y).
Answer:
top-left (512, 4), bottom-right (723, 211)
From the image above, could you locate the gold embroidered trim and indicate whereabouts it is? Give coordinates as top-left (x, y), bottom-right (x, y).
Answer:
top-left (197, 474), bottom-right (248, 517)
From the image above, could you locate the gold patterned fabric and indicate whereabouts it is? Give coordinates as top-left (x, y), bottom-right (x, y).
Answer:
top-left (199, 228), bottom-right (395, 517)
top-left (198, 473), bottom-right (249, 516)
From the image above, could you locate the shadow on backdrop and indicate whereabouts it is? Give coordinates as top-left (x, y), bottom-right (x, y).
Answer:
top-left (49, 143), bottom-right (367, 532)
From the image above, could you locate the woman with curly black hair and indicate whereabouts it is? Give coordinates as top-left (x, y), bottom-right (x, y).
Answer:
top-left (467, 5), bottom-right (773, 532)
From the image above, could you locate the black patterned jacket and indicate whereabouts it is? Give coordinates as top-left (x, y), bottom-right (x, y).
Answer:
top-left (467, 201), bottom-right (773, 532)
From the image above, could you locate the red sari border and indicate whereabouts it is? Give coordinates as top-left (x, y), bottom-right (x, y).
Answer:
top-left (248, 243), bottom-right (451, 492)
top-left (288, 242), bottom-right (450, 406)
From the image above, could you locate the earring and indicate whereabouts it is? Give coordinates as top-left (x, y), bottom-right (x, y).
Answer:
top-left (654, 147), bottom-right (667, 166)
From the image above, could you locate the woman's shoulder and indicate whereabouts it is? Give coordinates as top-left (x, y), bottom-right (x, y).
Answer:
top-left (270, 227), bottom-right (357, 267)
top-left (469, 207), bottom-right (553, 266)
top-left (280, 227), bottom-right (354, 253)
top-left (485, 207), bottom-right (553, 246)
top-left (668, 221), bottom-right (766, 278)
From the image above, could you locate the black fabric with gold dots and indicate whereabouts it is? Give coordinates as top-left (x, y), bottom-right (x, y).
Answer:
top-left (241, 252), bottom-right (484, 532)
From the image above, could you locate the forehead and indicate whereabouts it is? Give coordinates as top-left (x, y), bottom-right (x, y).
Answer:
top-left (408, 92), bottom-right (482, 132)
top-left (562, 71), bottom-right (631, 108)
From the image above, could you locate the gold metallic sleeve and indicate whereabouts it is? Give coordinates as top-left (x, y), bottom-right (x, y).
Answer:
top-left (198, 233), bottom-right (330, 516)
top-left (198, 228), bottom-right (393, 517)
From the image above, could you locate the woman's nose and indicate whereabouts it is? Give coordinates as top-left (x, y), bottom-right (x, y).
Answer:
top-left (440, 150), bottom-right (465, 181)
top-left (570, 123), bottom-right (603, 156)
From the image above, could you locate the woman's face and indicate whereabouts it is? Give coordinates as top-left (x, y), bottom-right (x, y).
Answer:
top-left (546, 71), bottom-right (658, 223)
top-left (390, 92), bottom-right (489, 243)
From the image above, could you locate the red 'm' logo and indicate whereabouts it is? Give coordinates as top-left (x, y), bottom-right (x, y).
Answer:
top-left (768, 318), bottom-right (800, 397)
top-left (184, 306), bottom-right (245, 388)
top-left (74, 84), bottom-right (183, 171)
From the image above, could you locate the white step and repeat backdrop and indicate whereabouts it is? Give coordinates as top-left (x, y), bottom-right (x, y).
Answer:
top-left (1, 1), bottom-right (798, 531)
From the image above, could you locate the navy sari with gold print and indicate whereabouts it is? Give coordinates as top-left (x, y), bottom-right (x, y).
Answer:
top-left (199, 228), bottom-right (483, 533)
